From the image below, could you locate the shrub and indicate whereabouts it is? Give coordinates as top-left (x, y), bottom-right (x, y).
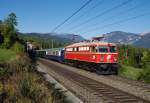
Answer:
top-left (11, 42), bottom-right (24, 53)
top-left (138, 65), bottom-right (150, 83)
top-left (118, 65), bottom-right (143, 80)
top-left (0, 65), bottom-right (12, 82)
top-left (19, 79), bottom-right (31, 97)
top-left (29, 89), bottom-right (41, 102)
top-left (19, 78), bottom-right (42, 102)
top-left (118, 45), bottom-right (150, 68)
top-left (0, 49), bottom-right (16, 62)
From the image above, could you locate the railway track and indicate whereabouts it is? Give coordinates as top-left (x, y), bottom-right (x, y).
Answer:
top-left (106, 75), bottom-right (150, 91)
top-left (38, 59), bottom-right (150, 103)
top-left (54, 60), bottom-right (150, 102)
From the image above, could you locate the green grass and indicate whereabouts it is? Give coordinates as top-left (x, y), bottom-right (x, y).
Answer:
top-left (118, 65), bottom-right (143, 80)
top-left (0, 49), bottom-right (16, 62)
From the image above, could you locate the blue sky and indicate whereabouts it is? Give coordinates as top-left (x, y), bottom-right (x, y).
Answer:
top-left (0, 0), bottom-right (150, 38)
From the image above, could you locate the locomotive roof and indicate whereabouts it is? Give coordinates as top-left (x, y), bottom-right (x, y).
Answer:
top-left (66, 41), bottom-right (116, 48)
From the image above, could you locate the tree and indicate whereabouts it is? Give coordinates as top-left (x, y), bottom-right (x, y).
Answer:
top-left (0, 13), bottom-right (18, 48)
top-left (0, 20), bottom-right (2, 24)
top-left (140, 50), bottom-right (149, 68)
top-left (0, 20), bottom-right (4, 44)
top-left (4, 12), bottom-right (17, 27)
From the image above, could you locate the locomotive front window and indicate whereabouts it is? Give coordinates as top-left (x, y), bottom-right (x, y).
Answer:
top-left (97, 46), bottom-right (108, 52)
top-left (110, 46), bottom-right (117, 52)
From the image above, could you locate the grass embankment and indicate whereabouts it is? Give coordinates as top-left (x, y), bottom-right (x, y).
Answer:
top-left (0, 49), bottom-right (66, 103)
top-left (0, 49), bottom-right (16, 62)
top-left (118, 65), bottom-right (143, 80)
top-left (118, 65), bottom-right (150, 83)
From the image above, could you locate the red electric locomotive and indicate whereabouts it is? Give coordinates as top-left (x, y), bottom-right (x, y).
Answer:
top-left (64, 41), bottom-right (118, 74)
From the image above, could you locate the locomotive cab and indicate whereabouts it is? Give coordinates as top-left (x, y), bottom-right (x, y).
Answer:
top-left (64, 41), bottom-right (118, 74)
top-left (96, 45), bottom-right (117, 63)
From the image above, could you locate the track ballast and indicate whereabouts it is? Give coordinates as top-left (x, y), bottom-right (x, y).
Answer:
top-left (38, 58), bottom-right (150, 103)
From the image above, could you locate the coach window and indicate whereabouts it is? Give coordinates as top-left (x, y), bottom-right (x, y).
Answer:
top-left (56, 51), bottom-right (58, 55)
top-left (53, 51), bottom-right (55, 55)
top-left (74, 48), bottom-right (77, 51)
top-left (87, 47), bottom-right (89, 51)
top-left (66, 48), bottom-right (73, 51)
top-left (58, 51), bottom-right (61, 56)
top-left (70, 48), bottom-right (73, 51)
top-left (83, 47), bottom-right (85, 51)
top-left (50, 51), bottom-right (52, 55)
top-left (79, 47), bottom-right (82, 51)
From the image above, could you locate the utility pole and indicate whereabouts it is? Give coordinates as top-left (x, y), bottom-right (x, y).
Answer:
top-left (51, 39), bottom-right (54, 49)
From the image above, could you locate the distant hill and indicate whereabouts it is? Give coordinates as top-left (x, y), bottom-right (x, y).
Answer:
top-left (102, 31), bottom-right (150, 48)
top-left (134, 32), bottom-right (150, 48)
top-left (55, 33), bottom-right (85, 42)
top-left (102, 31), bottom-right (141, 44)
top-left (18, 31), bottom-right (150, 49)
top-left (19, 32), bottom-right (85, 43)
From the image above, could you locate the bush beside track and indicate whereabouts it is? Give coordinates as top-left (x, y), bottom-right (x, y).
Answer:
top-left (118, 45), bottom-right (150, 83)
top-left (118, 65), bottom-right (143, 80)
top-left (0, 49), bottom-right (16, 62)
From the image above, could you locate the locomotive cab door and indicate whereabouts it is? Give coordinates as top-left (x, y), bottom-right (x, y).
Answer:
top-left (90, 46), bottom-right (97, 52)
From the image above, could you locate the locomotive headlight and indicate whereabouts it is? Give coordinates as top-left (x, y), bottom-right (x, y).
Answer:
top-left (114, 57), bottom-right (117, 62)
top-left (107, 55), bottom-right (111, 61)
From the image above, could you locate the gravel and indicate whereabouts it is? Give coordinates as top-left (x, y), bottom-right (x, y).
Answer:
top-left (38, 59), bottom-right (150, 102)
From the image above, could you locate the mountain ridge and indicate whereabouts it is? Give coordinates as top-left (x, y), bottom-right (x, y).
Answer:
top-left (19, 31), bottom-right (150, 48)
top-left (102, 31), bottom-right (150, 48)
top-left (19, 32), bottom-right (85, 43)
top-left (134, 32), bottom-right (150, 48)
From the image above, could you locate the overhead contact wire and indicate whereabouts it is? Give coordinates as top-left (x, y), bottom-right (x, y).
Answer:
top-left (51, 0), bottom-right (93, 32)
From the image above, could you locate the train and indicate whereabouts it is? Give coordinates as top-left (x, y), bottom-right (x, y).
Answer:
top-left (35, 41), bottom-right (119, 74)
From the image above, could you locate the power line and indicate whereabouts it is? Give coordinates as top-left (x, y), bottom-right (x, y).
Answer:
top-left (51, 0), bottom-right (93, 32)
top-left (65, 0), bottom-right (104, 30)
top-left (81, 12), bottom-right (150, 34)
top-left (68, 0), bottom-right (133, 32)
top-left (76, 1), bottom-right (147, 33)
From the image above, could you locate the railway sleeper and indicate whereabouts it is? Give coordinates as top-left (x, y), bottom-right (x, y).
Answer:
top-left (114, 96), bottom-right (131, 99)
top-left (94, 88), bottom-right (107, 90)
top-left (97, 90), bottom-right (110, 92)
top-left (118, 99), bottom-right (139, 103)
top-left (101, 91), bottom-right (113, 94)
top-left (109, 94), bottom-right (126, 97)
